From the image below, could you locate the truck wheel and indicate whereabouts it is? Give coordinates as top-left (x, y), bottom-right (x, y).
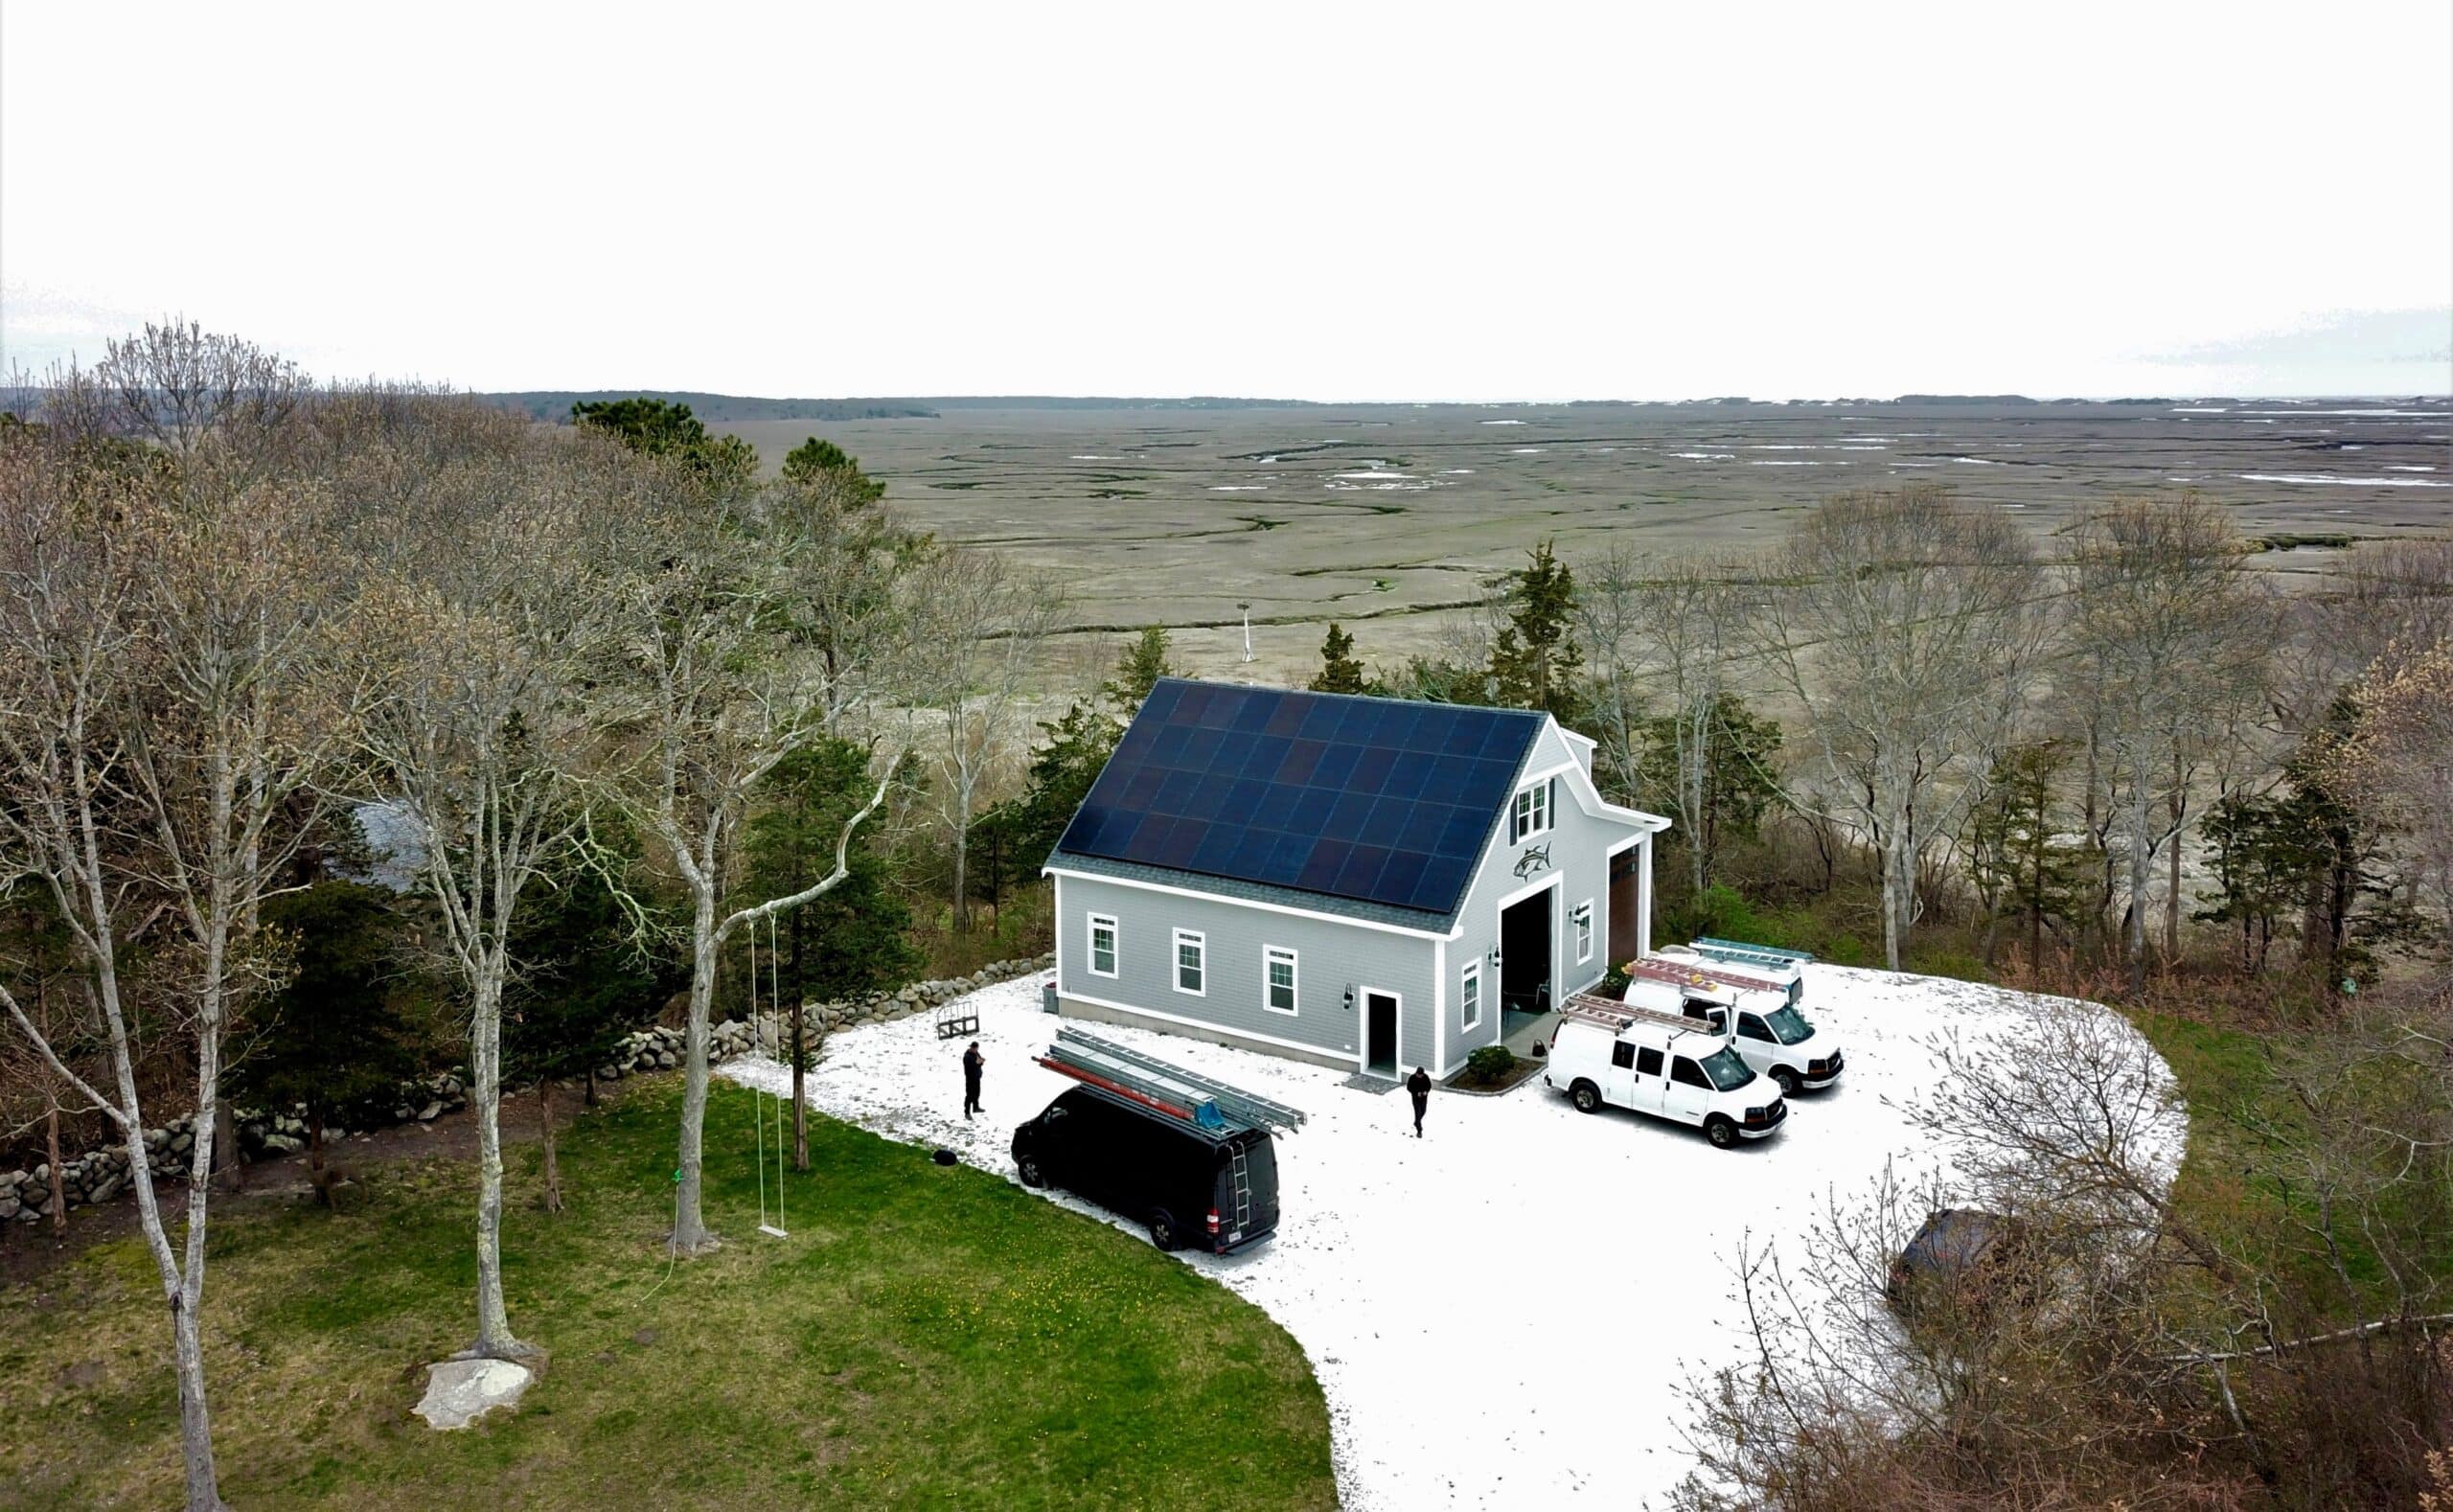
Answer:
top-left (1772, 1066), bottom-right (1801, 1098)
top-left (1147, 1209), bottom-right (1180, 1251)
top-left (1570, 1080), bottom-right (1602, 1114)
top-left (1016, 1154), bottom-right (1045, 1188)
top-left (1705, 1115), bottom-right (1738, 1149)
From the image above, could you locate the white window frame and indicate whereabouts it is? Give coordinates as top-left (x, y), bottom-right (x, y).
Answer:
top-left (1573, 899), bottom-right (1594, 965)
top-left (1173, 928), bottom-right (1206, 997)
top-left (1510, 779), bottom-right (1553, 844)
top-left (1460, 958), bottom-right (1482, 1032)
top-left (1263, 945), bottom-right (1298, 1016)
top-left (1087, 913), bottom-right (1119, 978)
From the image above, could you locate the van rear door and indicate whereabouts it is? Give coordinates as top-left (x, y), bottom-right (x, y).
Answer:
top-left (1603, 1039), bottom-right (1639, 1108)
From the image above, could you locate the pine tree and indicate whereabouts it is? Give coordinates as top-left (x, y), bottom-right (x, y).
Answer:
top-left (778, 437), bottom-right (886, 505)
top-left (1310, 622), bottom-right (1368, 694)
top-left (1966, 742), bottom-right (2091, 970)
top-left (1487, 540), bottom-right (1584, 722)
top-left (1103, 626), bottom-right (1175, 715)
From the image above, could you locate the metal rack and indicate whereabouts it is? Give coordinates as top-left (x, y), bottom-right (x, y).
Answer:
top-left (1690, 937), bottom-right (1814, 971)
top-left (1036, 1026), bottom-right (1307, 1135)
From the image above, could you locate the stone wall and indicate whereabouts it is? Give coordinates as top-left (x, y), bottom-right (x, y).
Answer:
top-left (2, 956), bottom-right (1051, 1226)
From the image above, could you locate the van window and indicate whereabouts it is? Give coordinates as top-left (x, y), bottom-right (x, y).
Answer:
top-left (1610, 1042), bottom-right (1635, 1069)
top-left (1636, 1047), bottom-right (1663, 1077)
top-left (1670, 1056), bottom-right (1711, 1089)
top-left (1738, 1012), bottom-right (1774, 1042)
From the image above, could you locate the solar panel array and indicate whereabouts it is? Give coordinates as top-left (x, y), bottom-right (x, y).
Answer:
top-left (1056, 679), bottom-right (1543, 916)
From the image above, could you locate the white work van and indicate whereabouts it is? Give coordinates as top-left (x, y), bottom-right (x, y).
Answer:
top-left (1543, 995), bottom-right (1787, 1148)
top-left (1638, 950), bottom-right (1846, 1097)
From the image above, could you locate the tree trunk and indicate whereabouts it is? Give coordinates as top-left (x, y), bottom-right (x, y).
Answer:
top-left (1880, 827), bottom-right (1911, 972)
top-left (584, 1066), bottom-right (598, 1109)
top-left (170, 1290), bottom-right (225, 1511)
top-left (45, 1102), bottom-right (65, 1233)
top-left (211, 1102), bottom-right (243, 1194)
top-left (468, 974), bottom-right (532, 1357)
top-left (670, 889), bottom-right (720, 1255)
top-left (539, 1079), bottom-right (562, 1214)
top-left (951, 798), bottom-right (972, 935)
top-left (2164, 765), bottom-right (2186, 962)
top-left (790, 909), bottom-right (810, 1172)
top-left (2125, 785), bottom-right (2152, 997)
top-left (307, 1103), bottom-right (329, 1207)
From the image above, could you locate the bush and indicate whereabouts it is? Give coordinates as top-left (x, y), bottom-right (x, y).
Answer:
top-left (1460, 1045), bottom-right (1518, 1087)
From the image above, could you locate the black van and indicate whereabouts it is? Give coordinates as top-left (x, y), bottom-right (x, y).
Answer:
top-left (1012, 1085), bottom-right (1280, 1253)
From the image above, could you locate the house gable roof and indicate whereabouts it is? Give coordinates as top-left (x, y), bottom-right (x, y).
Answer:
top-left (1050, 678), bottom-right (1547, 920)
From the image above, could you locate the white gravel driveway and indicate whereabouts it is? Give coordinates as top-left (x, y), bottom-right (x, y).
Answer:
top-left (723, 965), bottom-right (2182, 1509)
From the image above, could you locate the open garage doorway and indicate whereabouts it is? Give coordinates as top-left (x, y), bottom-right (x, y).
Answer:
top-left (1498, 884), bottom-right (1554, 1035)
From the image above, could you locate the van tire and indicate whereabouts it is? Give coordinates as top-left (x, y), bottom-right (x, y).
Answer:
top-left (1570, 1080), bottom-right (1603, 1114)
top-left (1016, 1154), bottom-right (1045, 1188)
top-left (1147, 1209), bottom-right (1181, 1251)
top-left (1771, 1066), bottom-right (1801, 1098)
top-left (1705, 1115), bottom-right (1738, 1149)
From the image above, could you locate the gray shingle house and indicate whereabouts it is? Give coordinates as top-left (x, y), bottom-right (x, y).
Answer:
top-left (1043, 678), bottom-right (1670, 1079)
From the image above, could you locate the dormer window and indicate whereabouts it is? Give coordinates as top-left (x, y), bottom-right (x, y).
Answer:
top-left (1510, 778), bottom-right (1555, 844)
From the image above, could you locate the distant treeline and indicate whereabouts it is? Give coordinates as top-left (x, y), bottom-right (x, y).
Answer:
top-left (475, 391), bottom-right (940, 423)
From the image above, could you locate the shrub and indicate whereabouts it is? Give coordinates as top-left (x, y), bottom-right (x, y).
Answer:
top-left (1461, 1045), bottom-right (1518, 1086)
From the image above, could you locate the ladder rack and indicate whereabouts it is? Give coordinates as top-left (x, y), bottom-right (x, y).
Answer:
top-left (1623, 955), bottom-right (1741, 995)
top-left (1643, 951), bottom-right (1788, 996)
top-left (1690, 937), bottom-right (1814, 971)
top-left (1037, 1026), bottom-right (1308, 1135)
top-left (1561, 992), bottom-right (1713, 1040)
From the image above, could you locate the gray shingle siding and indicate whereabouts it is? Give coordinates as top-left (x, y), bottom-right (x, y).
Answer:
top-left (1053, 872), bottom-right (1435, 1070)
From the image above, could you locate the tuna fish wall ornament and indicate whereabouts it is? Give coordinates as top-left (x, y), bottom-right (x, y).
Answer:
top-left (1514, 843), bottom-right (1552, 879)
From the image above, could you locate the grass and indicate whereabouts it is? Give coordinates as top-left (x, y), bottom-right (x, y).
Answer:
top-left (0, 1080), bottom-right (1335, 1511)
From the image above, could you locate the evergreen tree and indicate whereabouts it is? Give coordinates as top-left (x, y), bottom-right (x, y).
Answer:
top-left (2195, 790), bottom-right (2304, 975)
top-left (1637, 694), bottom-right (1784, 894)
top-left (1966, 742), bottom-right (2091, 970)
top-left (248, 882), bottom-right (426, 1204)
top-left (571, 396), bottom-right (756, 483)
top-left (976, 628), bottom-right (1177, 895)
top-left (1486, 540), bottom-right (1584, 722)
top-left (1310, 622), bottom-right (1369, 694)
top-left (504, 835), bottom-right (676, 1210)
top-left (1102, 626), bottom-right (1175, 715)
top-left (738, 738), bottom-right (920, 1170)
top-left (779, 437), bottom-right (887, 505)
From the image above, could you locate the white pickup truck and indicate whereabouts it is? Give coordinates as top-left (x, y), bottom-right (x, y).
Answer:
top-left (1544, 995), bottom-right (1788, 1148)
top-left (1635, 949), bottom-right (1846, 1098)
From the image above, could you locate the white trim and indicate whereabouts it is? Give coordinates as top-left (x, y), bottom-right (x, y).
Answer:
top-left (1574, 898), bottom-right (1594, 965)
top-left (1508, 779), bottom-right (1554, 845)
top-left (1460, 957), bottom-right (1483, 1033)
top-left (1521, 748), bottom-right (1670, 833)
top-left (1638, 835), bottom-right (1654, 961)
top-left (1496, 869), bottom-right (1563, 915)
top-left (1172, 928), bottom-right (1206, 997)
top-left (1494, 871), bottom-right (1563, 1016)
top-left (1262, 944), bottom-right (1298, 1017)
top-left (1359, 985), bottom-right (1404, 1075)
top-left (1061, 987), bottom-right (1347, 1061)
top-left (1087, 911), bottom-right (1120, 979)
top-left (1043, 864), bottom-right (1454, 939)
top-left (1052, 873), bottom-right (1065, 983)
top-left (1433, 936), bottom-right (1448, 1077)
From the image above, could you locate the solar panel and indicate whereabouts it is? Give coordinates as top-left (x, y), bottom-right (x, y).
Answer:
top-left (1055, 679), bottom-right (1545, 917)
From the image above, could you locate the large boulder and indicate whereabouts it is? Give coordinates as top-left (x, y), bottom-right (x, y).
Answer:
top-left (412, 1358), bottom-right (535, 1430)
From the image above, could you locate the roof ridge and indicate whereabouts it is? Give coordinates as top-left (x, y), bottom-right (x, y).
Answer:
top-left (1149, 675), bottom-right (1547, 722)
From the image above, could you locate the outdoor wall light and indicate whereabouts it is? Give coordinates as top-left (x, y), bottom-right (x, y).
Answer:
top-left (1489, 947), bottom-right (1502, 971)
top-left (1341, 986), bottom-right (1355, 1012)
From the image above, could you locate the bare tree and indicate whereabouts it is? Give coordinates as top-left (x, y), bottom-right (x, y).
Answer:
top-left (906, 546), bottom-right (1063, 932)
top-left (0, 343), bottom-right (338, 1512)
top-left (329, 394), bottom-right (629, 1359)
top-left (596, 470), bottom-right (906, 1255)
top-left (2332, 635), bottom-right (2453, 947)
top-left (1757, 489), bottom-right (2052, 969)
top-left (2064, 496), bottom-right (2272, 990)
top-left (1578, 547), bottom-right (1753, 889)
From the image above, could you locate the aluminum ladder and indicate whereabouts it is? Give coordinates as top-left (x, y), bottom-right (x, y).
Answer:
top-left (1037, 1025), bottom-right (1308, 1134)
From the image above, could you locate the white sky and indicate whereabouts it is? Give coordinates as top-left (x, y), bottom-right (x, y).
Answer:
top-left (5, 3), bottom-right (2450, 401)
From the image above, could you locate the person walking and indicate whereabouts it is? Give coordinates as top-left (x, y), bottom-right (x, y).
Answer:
top-left (962, 1042), bottom-right (986, 1119)
top-left (1406, 1065), bottom-right (1432, 1137)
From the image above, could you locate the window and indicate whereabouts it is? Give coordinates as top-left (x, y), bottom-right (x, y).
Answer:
top-left (1509, 779), bottom-right (1554, 843)
top-left (1459, 960), bottom-right (1482, 1032)
top-left (1670, 1056), bottom-right (1711, 1089)
top-left (1088, 914), bottom-right (1119, 978)
top-left (1173, 929), bottom-right (1205, 996)
top-left (1573, 900), bottom-right (1593, 964)
top-left (1737, 1011), bottom-right (1774, 1042)
top-left (1636, 1046), bottom-right (1664, 1077)
top-left (1610, 1041), bottom-right (1635, 1069)
top-left (1264, 946), bottom-right (1297, 1015)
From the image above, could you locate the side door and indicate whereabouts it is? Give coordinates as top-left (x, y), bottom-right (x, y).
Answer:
top-left (1630, 1045), bottom-right (1667, 1117)
top-left (1602, 1039), bottom-right (1639, 1109)
top-left (1734, 1011), bottom-right (1780, 1075)
top-left (1663, 1054), bottom-right (1715, 1127)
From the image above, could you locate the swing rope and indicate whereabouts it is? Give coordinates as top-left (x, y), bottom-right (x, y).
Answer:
top-left (770, 911), bottom-right (788, 1237)
top-left (750, 924), bottom-right (770, 1236)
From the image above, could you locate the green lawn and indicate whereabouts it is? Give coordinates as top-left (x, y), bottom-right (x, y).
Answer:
top-left (0, 1082), bottom-right (1336, 1510)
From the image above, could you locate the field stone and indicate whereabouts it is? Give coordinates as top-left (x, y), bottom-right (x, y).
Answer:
top-left (412, 1358), bottom-right (534, 1431)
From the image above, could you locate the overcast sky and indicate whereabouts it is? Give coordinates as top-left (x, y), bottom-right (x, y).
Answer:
top-left (5, 3), bottom-right (2449, 401)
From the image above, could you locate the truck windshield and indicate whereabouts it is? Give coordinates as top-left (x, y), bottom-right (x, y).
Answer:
top-left (1764, 1005), bottom-right (1814, 1045)
top-left (1699, 1045), bottom-right (1755, 1090)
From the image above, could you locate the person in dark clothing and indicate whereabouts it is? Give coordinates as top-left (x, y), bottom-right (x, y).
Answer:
top-left (1406, 1065), bottom-right (1432, 1136)
top-left (962, 1042), bottom-right (985, 1119)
